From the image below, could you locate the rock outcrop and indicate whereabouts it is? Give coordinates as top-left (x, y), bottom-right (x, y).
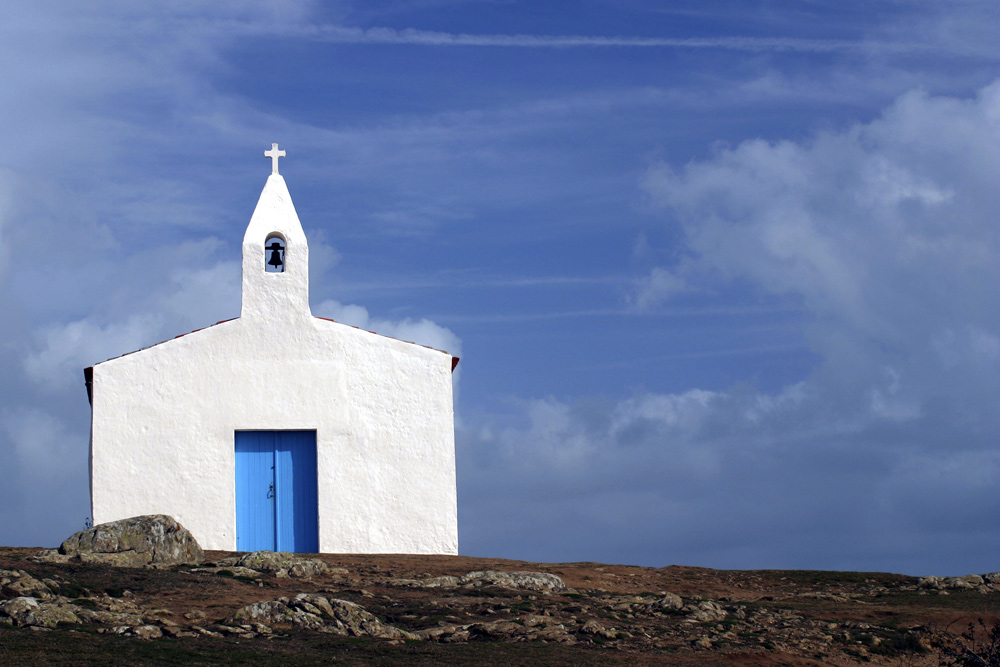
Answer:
top-left (1, 569), bottom-right (57, 599)
top-left (647, 592), bottom-right (684, 612)
top-left (3, 545), bottom-right (996, 663)
top-left (216, 551), bottom-right (330, 579)
top-left (458, 570), bottom-right (567, 593)
top-left (0, 596), bottom-right (82, 629)
top-left (58, 515), bottom-right (204, 567)
top-left (917, 573), bottom-right (1000, 594)
top-left (393, 569), bottom-right (567, 593)
top-left (228, 593), bottom-right (418, 640)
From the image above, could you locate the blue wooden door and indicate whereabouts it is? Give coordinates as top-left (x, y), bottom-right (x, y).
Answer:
top-left (235, 431), bottom-right (318, 552)
top-left (274, 431), bottom-right (319, 553)
top-left (235, 432), bottom-right (277, 551)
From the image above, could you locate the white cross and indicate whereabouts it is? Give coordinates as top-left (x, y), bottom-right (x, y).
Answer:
top-left (264, 143), bottom-right (286, 174)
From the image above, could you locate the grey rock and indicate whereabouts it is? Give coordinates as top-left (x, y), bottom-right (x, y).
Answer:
top-left (59, 515), bottom-right (203, 567)
top-left (217, 624), bottom-right (257, 637)
top-left (459, 570), bottom-right (566, 593)
top-left (472, 619), bottom-right (525, 639)
top-left (229, 551), bottom-right (329, 579)
top-left (191, 566), bottom-right (263, 579)
top-left (93, 594), bottom-right (141, 614)
top-left (229, 593), bottom-right (418, 640)
top-left (251, 621), bottom-right (273, 634)
top-left (523, 614), bottom-right (551, 628)
top-left (797, 591), bottom-right (852, 602)
top-left (231, 598), bottom-right (327, 631)
top-left (684, 601), bottom-right (728, 623)
top-left (102, 624), bottom-right (152, 638)
top-left (418, 623), bottom-right (469, 640)
top-left (0, 570), bottom-right (56, 599)
top-left (75, 608), bottom-right (144, 626)
top-left (0, 597), bottom-right (40, 625)
top-left (288, 560), bottom-right (329, 579)
top-left (391, 575), bottom-right (460, 588)
top-left (133, 624), bottom-right (163, 640)
top-left (579, 619), bottom-right (617, 639)
top-left (441, 629), bottom-right (471, 643)
top-left (162, 626), bottom-right (199, 638)
top-left (943, 575), bottom-right (984, 589)
top-left (533, 626), bottom-right (577, 644)
top-left (647, 592), bottom-right (684, 612)
top-left (922, 574), bottom-right (989, 590)
top-left (30, 549), bottom-right (72, 564)
top-left (313, 595), bottom-right (419, 640)
top-left (0, 596), bottom-right (82, 629)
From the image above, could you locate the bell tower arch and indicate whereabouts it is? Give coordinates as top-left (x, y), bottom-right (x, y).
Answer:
top-left (264, 233), bottom-right (286, 273)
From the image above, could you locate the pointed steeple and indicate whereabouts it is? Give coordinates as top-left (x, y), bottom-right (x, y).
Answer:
top-left (241, 146), bottom-right (310, 321)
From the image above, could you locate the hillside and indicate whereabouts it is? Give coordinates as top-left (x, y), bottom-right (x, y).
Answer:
top-left (2, 546), bottom-right (999, 666)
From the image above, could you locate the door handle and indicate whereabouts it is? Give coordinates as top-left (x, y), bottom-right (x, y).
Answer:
top-left (267, 483), bottom-right (275, 499)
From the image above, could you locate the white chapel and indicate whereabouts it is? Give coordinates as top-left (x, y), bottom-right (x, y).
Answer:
top-left (85, 145), bottom-right (459, 554)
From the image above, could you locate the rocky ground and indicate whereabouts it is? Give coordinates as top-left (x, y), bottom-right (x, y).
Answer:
top-left (2, 546), bottom-right (999, 666)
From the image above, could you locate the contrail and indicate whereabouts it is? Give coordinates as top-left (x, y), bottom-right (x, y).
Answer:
top-left (298, 24), bottom-right (897, 54)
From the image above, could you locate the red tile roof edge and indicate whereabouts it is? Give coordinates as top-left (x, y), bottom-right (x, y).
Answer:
top-left (88, 316), bottom-right (459, 372)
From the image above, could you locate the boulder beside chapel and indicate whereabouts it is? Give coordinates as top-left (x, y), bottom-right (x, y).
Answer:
top-left (85, 147), bottom-right (459, 554)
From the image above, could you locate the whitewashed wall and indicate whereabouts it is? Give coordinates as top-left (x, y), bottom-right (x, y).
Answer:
top-left (88, 174), bottom-right (458, 554)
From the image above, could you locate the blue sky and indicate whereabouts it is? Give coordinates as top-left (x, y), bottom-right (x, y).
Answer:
top-left (1, 1), bottom-right (998, 575)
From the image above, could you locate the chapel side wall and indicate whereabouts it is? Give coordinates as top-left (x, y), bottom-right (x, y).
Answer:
top-left (315, 320), bottom-right (458, 555)
top-left (89, 322), bottom-right (248, 550)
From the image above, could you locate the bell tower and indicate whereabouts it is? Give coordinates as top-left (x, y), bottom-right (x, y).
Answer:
top-left (241, 144), bottom-right (311, 322)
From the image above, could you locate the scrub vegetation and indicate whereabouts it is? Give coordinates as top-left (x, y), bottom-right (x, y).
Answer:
top-left (2, 547), bottom-right (999, 666)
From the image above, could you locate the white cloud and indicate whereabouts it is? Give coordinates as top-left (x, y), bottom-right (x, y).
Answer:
top-left (24, 315), bottom-right (163, 391)
top-left (460, 81), bottom-right (1000, 573)
top-left (314, 299), bottom-right (462, 357)
top-left (630, 267), bottom-right (689, 310)
top-left (612, 389), bottom-right (718, 433)
top-left (458, 374), bottom-right (996, 572)
top-left (163, 260), bottom-right (241, 327)
top-left (644, 81), bottom-right (1000, 388)
top-left (867, 367), bottom-right (921, 423)
top-left (23, 245), bottom-right (240, 393)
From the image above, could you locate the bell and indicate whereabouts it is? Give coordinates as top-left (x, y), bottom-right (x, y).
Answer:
top-left (266, 241), bottom-right (284, 270)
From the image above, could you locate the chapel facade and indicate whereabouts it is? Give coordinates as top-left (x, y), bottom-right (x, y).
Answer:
top-left (85, 146), bottom-right (459, 554)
